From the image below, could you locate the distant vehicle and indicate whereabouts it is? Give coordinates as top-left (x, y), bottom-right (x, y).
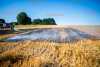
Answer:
top-left (0, 19), bottom-right (14, 33)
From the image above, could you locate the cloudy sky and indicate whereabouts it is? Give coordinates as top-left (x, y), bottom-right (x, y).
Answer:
top-left (0, 0), bottom-right (100, 25)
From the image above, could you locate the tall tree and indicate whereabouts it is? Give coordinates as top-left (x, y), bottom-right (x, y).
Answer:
top-left (17, 12), bottom-right (31, 25)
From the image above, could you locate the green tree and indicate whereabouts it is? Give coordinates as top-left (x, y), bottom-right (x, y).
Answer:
top-left (17, 12), bottom-right (32, 25)
top-left (42, 18), bottom-right (56, 25)
top-left (32, 19), bottom-right (42, 25)
top-left (49, 18), bottom-right (56, 25)
top-left (32, 18), bottom-right (56, 25)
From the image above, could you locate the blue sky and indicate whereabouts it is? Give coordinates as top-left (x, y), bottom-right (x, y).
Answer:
top-left (0, 0), bottom-right (100, 25)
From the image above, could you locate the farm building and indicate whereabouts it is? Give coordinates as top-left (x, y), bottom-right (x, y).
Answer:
top-left (0, 19), bottom-right (14, 33)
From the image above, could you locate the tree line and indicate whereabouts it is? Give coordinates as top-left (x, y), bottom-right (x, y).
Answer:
top-left (0, 12), bottom-right (57, 25)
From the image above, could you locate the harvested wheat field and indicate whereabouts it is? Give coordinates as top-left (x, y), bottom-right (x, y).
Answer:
top-left (0, 40), bottom-right (100, 67)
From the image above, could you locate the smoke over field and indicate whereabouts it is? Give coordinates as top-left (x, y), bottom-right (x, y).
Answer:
top-left (5, 28), bottom-right (100, 42)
